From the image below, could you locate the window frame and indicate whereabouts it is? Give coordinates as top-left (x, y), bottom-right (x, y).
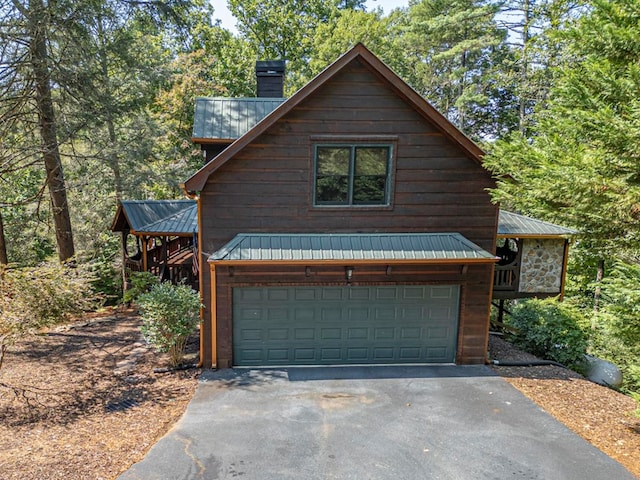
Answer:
top-left (312, 143), bottom-right (394, 207)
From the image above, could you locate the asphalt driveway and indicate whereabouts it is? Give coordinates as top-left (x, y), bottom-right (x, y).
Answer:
top-left (119, 365), bottom-right (635, 480)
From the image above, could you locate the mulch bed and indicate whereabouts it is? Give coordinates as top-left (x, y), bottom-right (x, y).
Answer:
top-left (0, 308), bottom-right (200, 480)
top-left (0, 311), bottom-right (638, 479)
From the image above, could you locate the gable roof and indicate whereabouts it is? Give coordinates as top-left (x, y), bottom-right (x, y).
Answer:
top-left (184, 43), bottom-right (485, 193)
top-left (497, 211), bottom-right (576, 238)
top-left (192, 97), bottom-right (285, 142)
top-left (210, 233), bottom-right (497, 264)
top-left (110, 200), bottom-right (197, 236)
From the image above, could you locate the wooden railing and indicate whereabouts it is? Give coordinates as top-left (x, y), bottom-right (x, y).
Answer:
top-left (124, 236), bottom-right (197, 289)
top-left (494, 264), bottom-right (518, 291)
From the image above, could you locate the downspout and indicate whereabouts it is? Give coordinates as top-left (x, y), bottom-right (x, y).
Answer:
top-left (210, 262), bottom-right (217, 369)
top-left (491, 359), bottom-right (567, 369)
top-left (559, 238), bottom-right (570, 301)
top-left (182, 184), bottom-right (205, 368)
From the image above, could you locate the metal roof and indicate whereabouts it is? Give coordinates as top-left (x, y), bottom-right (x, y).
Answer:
top-left (112, 200), bottom-right (197, 235)
top-left (192, 97), bottom-right (285, 141)
top-left (209, 233), bottom-right (496, 263)
top-left (498, 211), bottom-right (576, 237)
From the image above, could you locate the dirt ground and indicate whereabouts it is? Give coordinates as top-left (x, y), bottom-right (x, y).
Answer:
top-left (1, 310), bottom-right (639, 479)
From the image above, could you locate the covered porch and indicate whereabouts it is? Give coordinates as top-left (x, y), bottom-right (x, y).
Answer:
top-left (111, 200), bottom-right (198, 291)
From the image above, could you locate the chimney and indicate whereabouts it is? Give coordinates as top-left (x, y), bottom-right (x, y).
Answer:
top-left (255, 60), bottom-right (285, 98)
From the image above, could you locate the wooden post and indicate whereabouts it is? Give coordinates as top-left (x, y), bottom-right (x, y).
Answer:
top-left (142, 236), bottom-right (148, 273)
top-left (121, 231), bottom-right (128, 292)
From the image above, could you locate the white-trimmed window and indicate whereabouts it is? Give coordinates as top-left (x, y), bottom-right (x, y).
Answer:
top-left (313, 144), bottom-right (392, 206)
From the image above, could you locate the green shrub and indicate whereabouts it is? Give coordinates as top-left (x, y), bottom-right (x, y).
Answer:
top-left (88, 254), bottom-right (122, 305)
top-left (505, 298), bottom-right (588, 371)
top-left (137, 282), bottom-right (201, 367)
top-left (0, 261), bottom-right (103, 367)
top-left (123, 271), bottom-right (159, 304)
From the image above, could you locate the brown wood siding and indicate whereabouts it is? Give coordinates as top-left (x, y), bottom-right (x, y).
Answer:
top-left (199, 58), bottom-right (498, 367)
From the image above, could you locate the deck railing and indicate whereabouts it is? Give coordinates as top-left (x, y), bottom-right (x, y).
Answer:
top-left (124, 236), bottom-right (197, 289)
top-left (493, 264), bottom-right (518, 291)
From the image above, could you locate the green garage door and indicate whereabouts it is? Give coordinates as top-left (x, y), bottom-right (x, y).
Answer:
top-left (233, 285), bottom-right (459, 366)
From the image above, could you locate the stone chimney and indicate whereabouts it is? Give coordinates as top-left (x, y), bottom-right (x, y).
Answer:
top-left (255, 60), bottom-right (285, 98)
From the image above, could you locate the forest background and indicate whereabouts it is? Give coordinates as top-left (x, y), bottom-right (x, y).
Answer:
top-left (1, 0), bottom-right (639, 396)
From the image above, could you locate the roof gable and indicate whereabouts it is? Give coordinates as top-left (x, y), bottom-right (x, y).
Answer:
top-left (184, 43), bottom-right (485, 193)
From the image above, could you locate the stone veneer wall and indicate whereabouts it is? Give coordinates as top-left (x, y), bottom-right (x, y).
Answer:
top-left (519, 238), bottom-right (565, 293)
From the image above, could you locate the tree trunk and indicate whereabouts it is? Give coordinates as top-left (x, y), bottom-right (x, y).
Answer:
top-left (26, 0), bottom-right (75, 262)
top-left (592, 258), bottom-right (605, 330)
top-left (519, 0), bottom-right (531, 132)
top-left (97, 18), bottom-right (123, 203)
top-left (0, 209), bottom-right (8, 265)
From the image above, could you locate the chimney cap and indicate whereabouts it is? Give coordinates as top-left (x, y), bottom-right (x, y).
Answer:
top-left (256, 60), bottom-right (285, 75)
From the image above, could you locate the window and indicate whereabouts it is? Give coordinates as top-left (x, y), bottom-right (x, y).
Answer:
top-left (314, 145), bottom-right (391, 206)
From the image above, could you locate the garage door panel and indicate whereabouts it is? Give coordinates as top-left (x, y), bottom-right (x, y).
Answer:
top-left (374, 327), bottom-right (395, 340)
top-left (426, 347), bottom-right (447, 359)
top-left (267, 289), bottom-right (289, 301)
top-left (320, 348), bottom-right (342, 361)
top-left (347, 348), bottom-right (369, 361)
top-left (233, 285), bottom-right (459, 366)
top-left (375, 287), bottom-right (397, 300)
top-left (294, 288), bottom-right (317, 301)
top-left (267, 328), bottom-right (288, 340)
top-left (294, 328), bottom-right (315, 340)
top-left (293, 348), bottom-right (316, 362)
top-left (348, 288), bottom-right (371, 300)
top-left (267, 349), bottom-right (289, 362)
top-left (373, 347), bottom-right (394, 360)
top-left (320, 328), bottom-right (342, 340)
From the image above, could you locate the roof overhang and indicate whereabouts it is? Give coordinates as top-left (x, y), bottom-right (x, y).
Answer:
top-left (209, 233), bottom-right (498, 266)
top-left (497, 211), bottom-right (576, 238)
top-left (110, 200), bottom-right (197, 237)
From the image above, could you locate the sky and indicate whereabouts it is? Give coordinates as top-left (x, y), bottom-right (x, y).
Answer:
top-left (212, 0), bottom-right (409, 34)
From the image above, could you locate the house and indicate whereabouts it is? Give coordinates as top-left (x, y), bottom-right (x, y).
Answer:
top-left (113, 44), bottom-right (574, 369)
top-left (184, 43), bottom-right (501, 369)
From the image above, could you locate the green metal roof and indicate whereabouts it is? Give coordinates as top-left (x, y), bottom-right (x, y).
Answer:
top-left (498, 211), bottom-right (576, 237)
top-left (192, 97), bottom-right (285, 140)
top-left (209, 233), bottom-right (496, 263)
top-left (112, 200), bottom-right (197, 235)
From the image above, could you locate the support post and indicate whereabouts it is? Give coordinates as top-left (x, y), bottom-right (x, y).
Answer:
top-left (210, 262), bottom-right (217, 369)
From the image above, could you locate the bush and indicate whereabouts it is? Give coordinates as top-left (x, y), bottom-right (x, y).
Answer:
top-left (0, 261), bottom-right (103, 367)
top-left (88, 254), bottom-right (122, 305)
top-left (123, 271), bottom-right (159, 304)
top-left (505, 298), bottom-right (588, 371)
top-left (137, 282), bottom-right (201, 367)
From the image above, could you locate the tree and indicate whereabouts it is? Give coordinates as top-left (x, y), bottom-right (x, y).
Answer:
top-left (399, 0), bottom-right (517, 139)
top-left (3, 0), bottom-right (76, 262)
top-left (484, 0), bottom-right (640, 288)
top-left (308, 7), bottom-right (404, 77)
top-left (498, 0), bottom-right (581, 132)
top-left (228, 0), bottom-right (337, 93)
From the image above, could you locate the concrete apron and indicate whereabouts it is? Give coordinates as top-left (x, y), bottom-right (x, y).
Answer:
top-left (118, 365), bottom-right (636, 480)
